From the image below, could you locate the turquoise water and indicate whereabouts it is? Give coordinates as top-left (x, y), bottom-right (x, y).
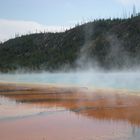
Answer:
top-left (0, 72), bottom-right (140, 91)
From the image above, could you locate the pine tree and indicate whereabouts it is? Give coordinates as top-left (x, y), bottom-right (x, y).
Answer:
top-left (133, 5), bottom-right (136, 17)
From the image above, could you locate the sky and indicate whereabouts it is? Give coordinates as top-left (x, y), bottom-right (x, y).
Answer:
top-left (0, 0), bottom-right (140, 41)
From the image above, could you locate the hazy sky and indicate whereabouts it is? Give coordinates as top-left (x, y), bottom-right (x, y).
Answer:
top-left (0, 0), bottom-right (140, 41)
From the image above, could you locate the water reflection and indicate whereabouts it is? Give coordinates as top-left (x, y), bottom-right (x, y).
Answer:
top-left (0, 110), bottom-right (140, 140)
top-left (0, 96), bottom-right (66, 120)
top-left (0, 95), bottom-right (17, 105)
top-left (0, 83), bottom-right (140, 140)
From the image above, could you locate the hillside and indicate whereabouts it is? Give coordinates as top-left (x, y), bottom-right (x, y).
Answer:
top-left (0, 15), bottom-right (140, 72)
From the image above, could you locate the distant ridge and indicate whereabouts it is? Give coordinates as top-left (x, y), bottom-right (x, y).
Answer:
top-left (0, 15), bottom-right (140, 72)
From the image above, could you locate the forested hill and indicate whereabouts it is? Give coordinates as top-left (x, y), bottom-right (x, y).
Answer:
top-left (0, 15), bottom-right (140, 72)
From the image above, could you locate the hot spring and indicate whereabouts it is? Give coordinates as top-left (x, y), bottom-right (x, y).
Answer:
top-left (1, 71), bottom-right (140, 140)
top-left (0, 71), bottom-right (140, 91)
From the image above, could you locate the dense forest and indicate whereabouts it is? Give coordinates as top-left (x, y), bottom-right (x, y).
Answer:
top-left (0, 14), bottom-right (140, 72)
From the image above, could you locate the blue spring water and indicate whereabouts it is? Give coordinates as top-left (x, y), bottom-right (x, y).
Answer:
top-left (0, 72), bottom-right (140, 91)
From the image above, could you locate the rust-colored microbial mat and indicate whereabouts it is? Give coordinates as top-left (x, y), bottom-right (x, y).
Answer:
top-left (0, 82), bottom-right (140, 140)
